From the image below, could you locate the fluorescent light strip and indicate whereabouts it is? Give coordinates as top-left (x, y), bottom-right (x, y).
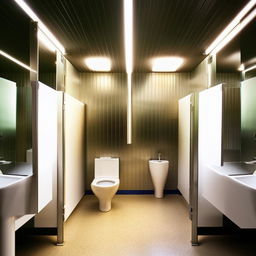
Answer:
top-left (38, 30), bottom-right (56, 52)
top-left (124, 0), bottom-right (133, 144)
top-left (127, 73), bottom-right (132, 144)
top-left (14, 0), bottom-right (65, 54)
top-left (0, 50), bottom-right (36, 72)
top-left (243, 64), bottom-right (256, 73)
top-left (205, 0), bottom-right (256, 55)
top-left (211, 8), bottom-right (256, 55)
top-left (124, 0), bottom-right (133, 74)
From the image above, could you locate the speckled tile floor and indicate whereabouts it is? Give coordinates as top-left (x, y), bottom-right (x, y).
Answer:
top-left (16, 195), bottom-right (256, 256)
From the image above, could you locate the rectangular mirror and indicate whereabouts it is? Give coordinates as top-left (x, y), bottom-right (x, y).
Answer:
top-left (0, 78), bottom-right (17, 166)
top-left (0, 0), bottom-right (32, 176)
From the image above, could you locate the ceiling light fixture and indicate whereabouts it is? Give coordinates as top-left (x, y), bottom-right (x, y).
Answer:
top-left (14, 0), bottom-right (65, 54)
top-left (205, 0), bottom-right (256, 55)
top-left (152, 57), bottom-right (184, 72)
top-left (124, 0), bottom-right (133, 144)
top-left (210, 8), bottom-right (256, 55)
top-left (0, 50), bottom-right (36, 72)
top-left (243, 64), bottom-right (256, 73)
top-left (238, 64), bottom-right (245, 71)
top-left (85, 57), bottom-right (111, 71)
top-left (38, 30), bottom-right (56, 52)
top-left (124, 0), bottom-right (133, 75)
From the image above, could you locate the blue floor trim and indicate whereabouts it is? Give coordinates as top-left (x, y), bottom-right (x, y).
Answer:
top-left (85, 189), bottom-right (181, 195)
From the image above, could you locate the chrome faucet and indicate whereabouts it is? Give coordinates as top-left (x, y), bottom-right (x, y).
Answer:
top-left (0, 160), bottom-right (12, 165)
top-left (244, 157), bottom-right (256, 165)
top-left (158, 152), bottom-right (161, 161)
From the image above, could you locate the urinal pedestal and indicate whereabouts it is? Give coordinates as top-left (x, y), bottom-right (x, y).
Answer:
top-left (154, 190), bottom-right (164, 199)
top-left (149, 160), bottom-right (169, 199)
top-left (0, 216), bottom-right (15, 256)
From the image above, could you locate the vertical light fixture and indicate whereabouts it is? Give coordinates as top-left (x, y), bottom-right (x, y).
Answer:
top-left (124, 0), bottom-right (133, 144)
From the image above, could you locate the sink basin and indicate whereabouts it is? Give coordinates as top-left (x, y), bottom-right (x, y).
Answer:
top-left (233, 175), bottom-right (256, 189)
top-left (0, 175), bottom-right (25, 188)
top-left (201, 165), bottom-right (256, 228)
top-left (149, 160), bottom-right (169, 198)
top-left (0, 174), bottom-right (32, 218)
top-left (0, 174), bottom-right (32, 256)
top-left (149, 160), bottom-right (169, 164)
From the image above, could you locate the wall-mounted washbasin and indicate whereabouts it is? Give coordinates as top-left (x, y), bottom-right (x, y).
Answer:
top-left (0, 174), bottom-right (32, 218)
top-left (0, 175), bottom-right (24, 188)
top-left (233, 175), bottom-right (256, 189)
top-left (201, 164), bottom-right (256, 228)
top-left (149, 160), bottom-right (169, 198)
top-left (0, 174), bottom-right (32, 256)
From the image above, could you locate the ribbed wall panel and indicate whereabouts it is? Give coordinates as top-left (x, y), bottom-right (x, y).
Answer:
top-left (65, 60), bottom-right (80, 98)
top-left (216, 72), bottom-right (240, 88)
top-left (79, 72), bottom-right (192, 190)
top-left (39, 73), bottom-right (56, 89)
top-left (216, 73), bottom-right (241, 160)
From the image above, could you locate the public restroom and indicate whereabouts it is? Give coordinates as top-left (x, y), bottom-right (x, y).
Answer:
top-left (0, 0), bottom-right (256, 256)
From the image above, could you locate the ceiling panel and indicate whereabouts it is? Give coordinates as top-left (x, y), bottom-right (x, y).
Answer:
top-left (134, 0), bottom-right (250, 72)
top-left (26, 0), bottom-right (125, 72)
top-left (8, 0), bottom-right (252, 72)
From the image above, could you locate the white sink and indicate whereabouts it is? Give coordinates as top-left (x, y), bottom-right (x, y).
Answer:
top-left (0, 174), bottom-right (32, 256)
top-left (0, 174), bottom-right (32, 218)
top-left (149, 160), bottom-right (169, 198)
top-left (233, 175), bottom-right (256, 189)
top-left (201, 165), bottom-right (256, 228)
top-left (149, 160), bottom-right (169, 164)
top-left (0, 175), bottom-right (25, 188)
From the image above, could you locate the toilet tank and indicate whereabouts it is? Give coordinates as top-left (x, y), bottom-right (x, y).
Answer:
top-left (95, 157), bottom-right (119, 178)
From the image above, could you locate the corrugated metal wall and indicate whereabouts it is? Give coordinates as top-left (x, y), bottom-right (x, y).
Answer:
top-left (216, 73), bottom-right (241, 161)
top-left (79, 72), bottom-right (193, 190)
top-left (65, 60), bottom-right (80, 98)
top-left (66, 68), bottom-right (242, 190)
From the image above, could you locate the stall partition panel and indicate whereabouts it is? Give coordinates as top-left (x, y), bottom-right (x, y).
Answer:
top-left (64, 93), bottom-right (85, 220)
top-left (198, 84), bottom-right (223, 227)
top-left (178, 94), bottom-right (191, 203)
top-left (34, 82), bottom-right (57, 213)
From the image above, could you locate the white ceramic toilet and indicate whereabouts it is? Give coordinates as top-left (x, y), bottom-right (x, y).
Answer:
top-left (91, 157), bottom-right (120, 212)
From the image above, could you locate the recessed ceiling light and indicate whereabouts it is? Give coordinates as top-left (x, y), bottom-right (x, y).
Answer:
top-left (85, 57), bottom-right (111, 71)
top-left (152, 57), bottom-right (184, 72)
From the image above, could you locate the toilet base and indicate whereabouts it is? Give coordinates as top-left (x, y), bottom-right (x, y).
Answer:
top-left (99, 201), bottom-right (111, 212)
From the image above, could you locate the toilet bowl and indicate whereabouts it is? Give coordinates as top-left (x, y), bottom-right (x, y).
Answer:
top-left (91, 158), bottom-right (119, 212)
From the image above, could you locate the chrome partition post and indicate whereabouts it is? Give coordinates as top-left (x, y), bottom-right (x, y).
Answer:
top-left (30, 21), bottom-right (39, 212)
top-left (190, 93), bottom-right (199, 246)
top-left (56, 52), bottom-right (65, 245)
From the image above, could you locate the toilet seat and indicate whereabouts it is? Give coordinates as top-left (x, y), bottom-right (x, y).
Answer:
top-left (92, 177), bottom-right (119, 188)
